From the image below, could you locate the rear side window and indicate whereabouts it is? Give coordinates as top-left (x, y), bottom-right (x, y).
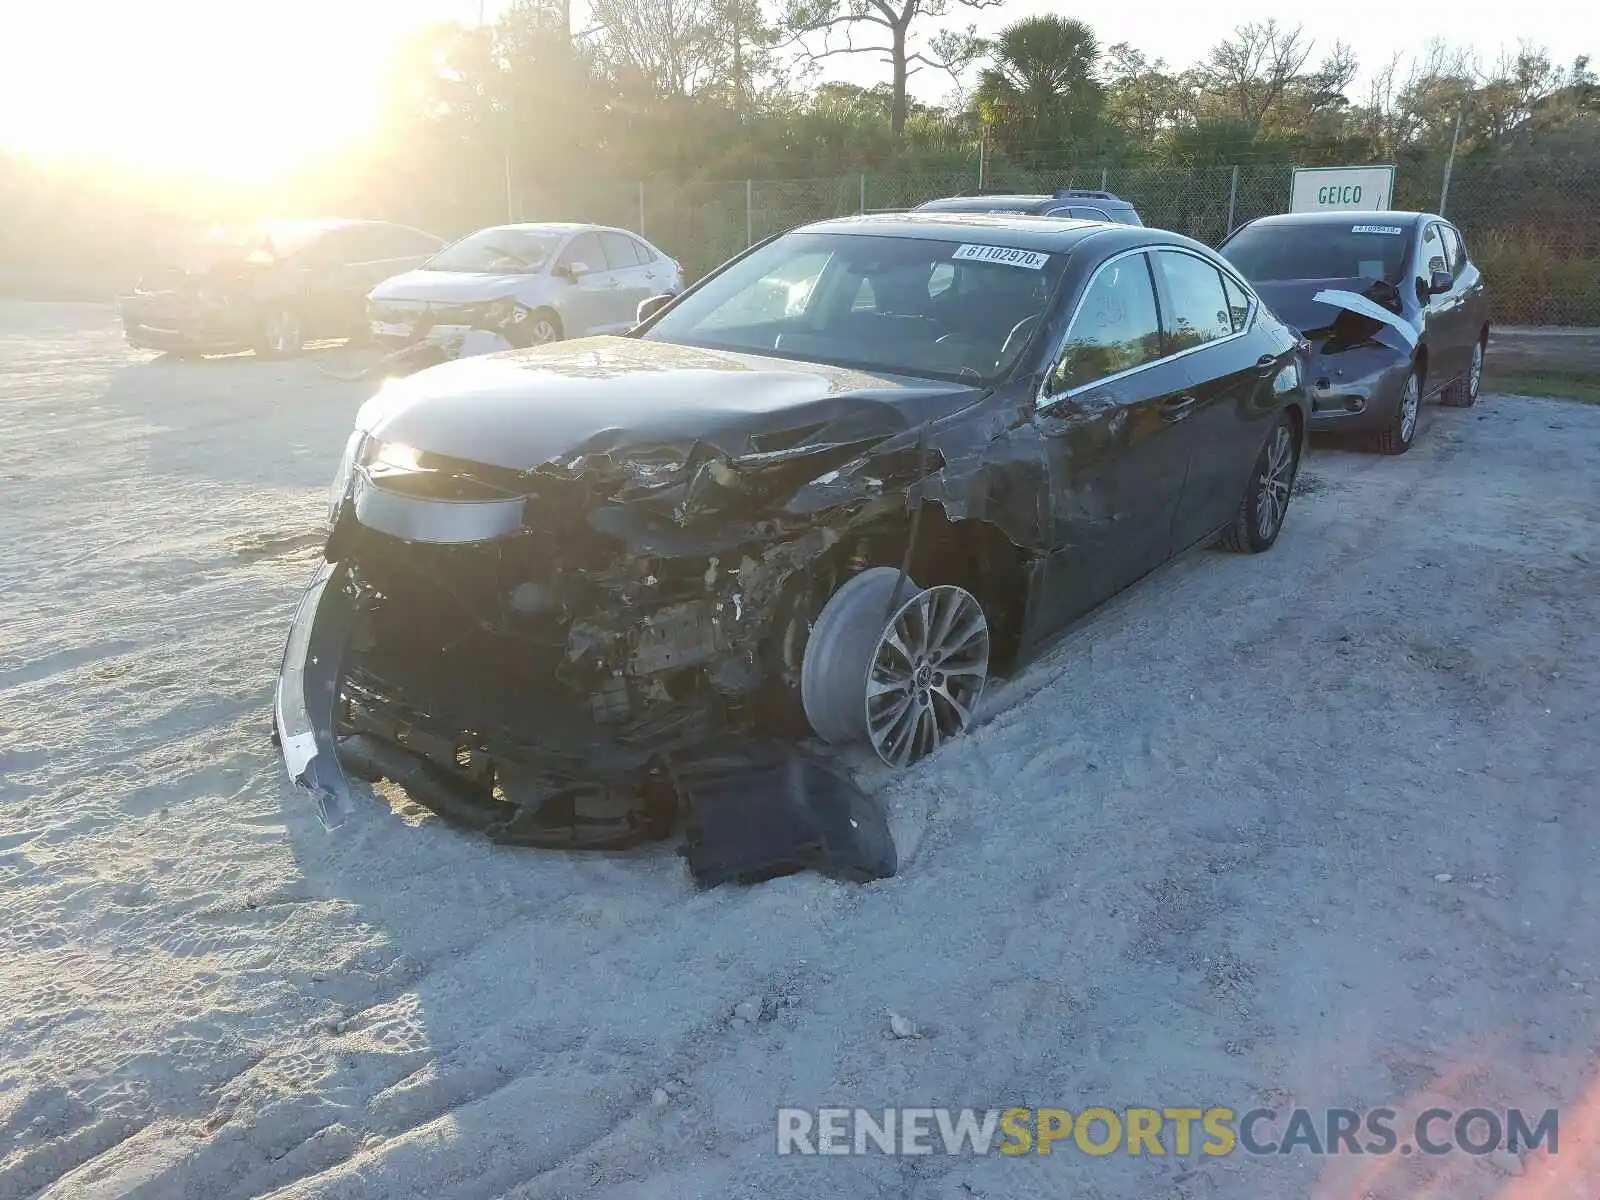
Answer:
top-left (1222, 274), bottom-right (1253, 333)
top-left (1156, 250), bottom-right (1233, 352)
top-left (1047, 253), bottom-right (1163, 394)
top-left (600, 232), bottom-right (645, 268)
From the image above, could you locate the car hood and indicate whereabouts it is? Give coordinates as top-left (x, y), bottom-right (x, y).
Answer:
top-left (368, 269), bottom-right (540, 305)
top-left (355, 336), bottom-right (981, 472)
top-left (1253, 278), bottom-right (1417, 355)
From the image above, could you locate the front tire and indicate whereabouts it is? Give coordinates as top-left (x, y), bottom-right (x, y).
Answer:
top-left (521, 308), bottom-right (561, 348)
top-left (800, 568), bottom-right (990, 767)
top-left (1367, 368), bottom-right (1420, 455)
top-left (1217, 413), bottom-right (1298, 554)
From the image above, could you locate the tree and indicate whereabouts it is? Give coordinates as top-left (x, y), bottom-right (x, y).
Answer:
top-left (781, 0), bottom-right (999, 138)
top-left (974, 16), bottom-right (1104, 159)
top-left (1197, 20), bottom-right (1314, 140)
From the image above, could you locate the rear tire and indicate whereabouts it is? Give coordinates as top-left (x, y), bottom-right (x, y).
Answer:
top-left (1367, 368), bottom-right (1419, 455)
top-left (1440, 337), bottom-right (1484, 408)
top-left (1217, 413), bottom-right (1298, 554)
top-left (256, 306), bottom-right (304, 358)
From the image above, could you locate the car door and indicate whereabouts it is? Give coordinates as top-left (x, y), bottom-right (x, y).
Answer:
top-left (1032, 249), bottom-right (1196, 630)
top-left (1150, 247), bottom-right (1287, 549)
top-left (598, 232), bottom-right (654, 328)
top-left (1414, 221), bottom-right (1471, 390)
top-left (553, 231), bottom-right (615, 336)
top-left (1441, 223), bottom-right (1487, 365)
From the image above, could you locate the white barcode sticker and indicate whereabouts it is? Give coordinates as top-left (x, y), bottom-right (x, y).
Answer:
top-left (1351, 225), bottom-right (1404, 235)
top-left (952, 243), bottom-right (1050, 269)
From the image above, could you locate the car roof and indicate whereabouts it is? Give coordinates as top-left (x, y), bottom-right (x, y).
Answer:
top-left (1238, 211), bottom-right (1436, 230)
top-left (790, 211), bottom-right (1187, 254)
top-left (480, 222), bottom-right (638, 237)
top-left (915, 194), bottom-right (1134, 214)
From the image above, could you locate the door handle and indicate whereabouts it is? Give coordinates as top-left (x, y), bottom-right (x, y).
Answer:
top-left (1162, 395), bottom-right (1197, 421)
top-left (1255, 353), bottom-right (1279, 376)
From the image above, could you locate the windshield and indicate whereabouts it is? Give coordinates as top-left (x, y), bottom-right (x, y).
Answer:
top-left (424, 229), bottom-right (562, 273)
top-left (641, 232), bottom-right (1066, 384)
top-left (1221, 221), bottom-right (1411, 284)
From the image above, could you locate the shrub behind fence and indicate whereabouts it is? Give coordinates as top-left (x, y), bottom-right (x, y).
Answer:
top-left (523, 157), bottom-right (1600, 327)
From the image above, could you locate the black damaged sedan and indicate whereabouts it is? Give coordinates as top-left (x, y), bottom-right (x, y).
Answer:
top-left (1219, 211), bottom-right (1490, 454)
top-left (276, 213), bottom-right (1310, 832)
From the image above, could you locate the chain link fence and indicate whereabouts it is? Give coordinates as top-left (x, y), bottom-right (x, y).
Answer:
top-left (524, 157), bottom-right (1600, 327)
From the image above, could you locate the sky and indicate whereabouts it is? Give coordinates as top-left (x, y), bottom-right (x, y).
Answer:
top-left (0, 0), bottom-right (1585, 180)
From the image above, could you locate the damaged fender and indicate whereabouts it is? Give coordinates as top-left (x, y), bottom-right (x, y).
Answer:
top-left (273, 559), bottom-right (361, 827)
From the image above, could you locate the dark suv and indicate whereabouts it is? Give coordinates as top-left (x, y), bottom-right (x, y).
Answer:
top-left (914, 189), bottom-right (1143, 226)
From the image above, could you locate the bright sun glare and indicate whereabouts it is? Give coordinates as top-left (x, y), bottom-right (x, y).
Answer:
top-left (0, 1), bottom-right (448, 180)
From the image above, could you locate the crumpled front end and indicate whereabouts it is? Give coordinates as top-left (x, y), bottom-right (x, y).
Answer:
top-left (274, 401), bottom-right (936, 843)
top-left (1258, 279), bottom-right (1420, 435)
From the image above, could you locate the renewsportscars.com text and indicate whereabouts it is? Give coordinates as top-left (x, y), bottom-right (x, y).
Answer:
top-left (775, 1106), bottom-right (1559, 1157)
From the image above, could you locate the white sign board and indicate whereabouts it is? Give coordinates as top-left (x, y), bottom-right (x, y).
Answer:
top-left (1289, 165), bottom-right (1396, 213)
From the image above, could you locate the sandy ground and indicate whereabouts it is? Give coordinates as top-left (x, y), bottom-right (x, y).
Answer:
top-left (2, 301), bottom-right (1598, 1200)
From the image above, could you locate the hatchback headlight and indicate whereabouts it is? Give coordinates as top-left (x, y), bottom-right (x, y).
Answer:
top-left (328, 430), bottom-right (367, 525)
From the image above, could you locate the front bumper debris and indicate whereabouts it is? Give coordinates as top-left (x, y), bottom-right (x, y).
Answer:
top-left (273, 559), bottom-right (362, 827)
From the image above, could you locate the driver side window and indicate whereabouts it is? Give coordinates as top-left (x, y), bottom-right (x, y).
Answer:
top-left (557, 232), bottom-right (604, 276)
top-left (1046, 253), bottom-right (1163, 395)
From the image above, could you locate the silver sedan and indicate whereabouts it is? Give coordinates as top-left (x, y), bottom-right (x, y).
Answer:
top-left (366, 223), bottom-right (684, 348)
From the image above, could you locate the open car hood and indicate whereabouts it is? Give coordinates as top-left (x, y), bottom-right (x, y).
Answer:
top-left (1253, 278), bottom-right (1417, 355)
top-left (355, 335), bottom-right (982, 472)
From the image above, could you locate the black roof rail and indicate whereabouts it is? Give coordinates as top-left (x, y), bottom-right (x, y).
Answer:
top-left (1052, 188), bottom-right (1118, 200)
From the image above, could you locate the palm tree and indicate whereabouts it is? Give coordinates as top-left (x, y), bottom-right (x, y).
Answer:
top-left (975, 16), bottom-right (1104, 158)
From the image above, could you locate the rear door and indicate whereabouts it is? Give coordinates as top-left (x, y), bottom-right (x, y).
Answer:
top-left (598, 231), bottom-right (654, 326)
top-left (1150, 248), bottom-right (1284, 549)
top-left (1032, 249), bottom-right (1196, 630)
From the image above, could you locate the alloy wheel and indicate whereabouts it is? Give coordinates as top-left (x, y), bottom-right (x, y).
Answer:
top-left (1469, 342), bottom-right (1483, 400)
top-left (1398, 374), bottom-right (1420, 442)
top-left (865, 585), bottom-right (990, 767)
top-left (264, 309), bottom-right (301, 356)
top-left (528, 317), bottom-right (559, 345)
top-left (1255, 423), bottom-right (1295, 541)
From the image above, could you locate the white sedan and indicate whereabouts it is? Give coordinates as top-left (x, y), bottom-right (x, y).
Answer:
top-left (366, 223), bottom-right (684, 348)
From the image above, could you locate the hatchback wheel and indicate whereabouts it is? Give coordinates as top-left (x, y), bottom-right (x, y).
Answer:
top-left (1218, 414), bottom-right (1298, 554)
top-left (1368, 369), bottom-right (1419, 455)
top-left (257, 307), bottom-right (304, 358)
top-left (1441, 337), bottom-right (1484, 408)
top-left (800, 567), bottom-right (990, 767)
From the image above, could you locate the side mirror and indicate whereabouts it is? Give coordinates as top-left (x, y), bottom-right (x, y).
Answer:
top-left (636, 293), bottom-right (674, 324)
top-left (1428, 270), bottom-right (1452, 295)
top-left (555, 262), bottom-right (588, 281)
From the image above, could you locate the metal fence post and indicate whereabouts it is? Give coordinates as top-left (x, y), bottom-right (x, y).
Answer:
top-left (1225, 165), bottom-right (1240, 236)
top-left (638, 182), bottom-right (646, 236)
top-left (859, 173), bottom-right (866, 214)
top-left (1100, 167), bottom-right (1108, 191)
top-left (746, 180), bottom-right (753, 246)
top-left (1438, 109), bottom-right (1463, 216)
